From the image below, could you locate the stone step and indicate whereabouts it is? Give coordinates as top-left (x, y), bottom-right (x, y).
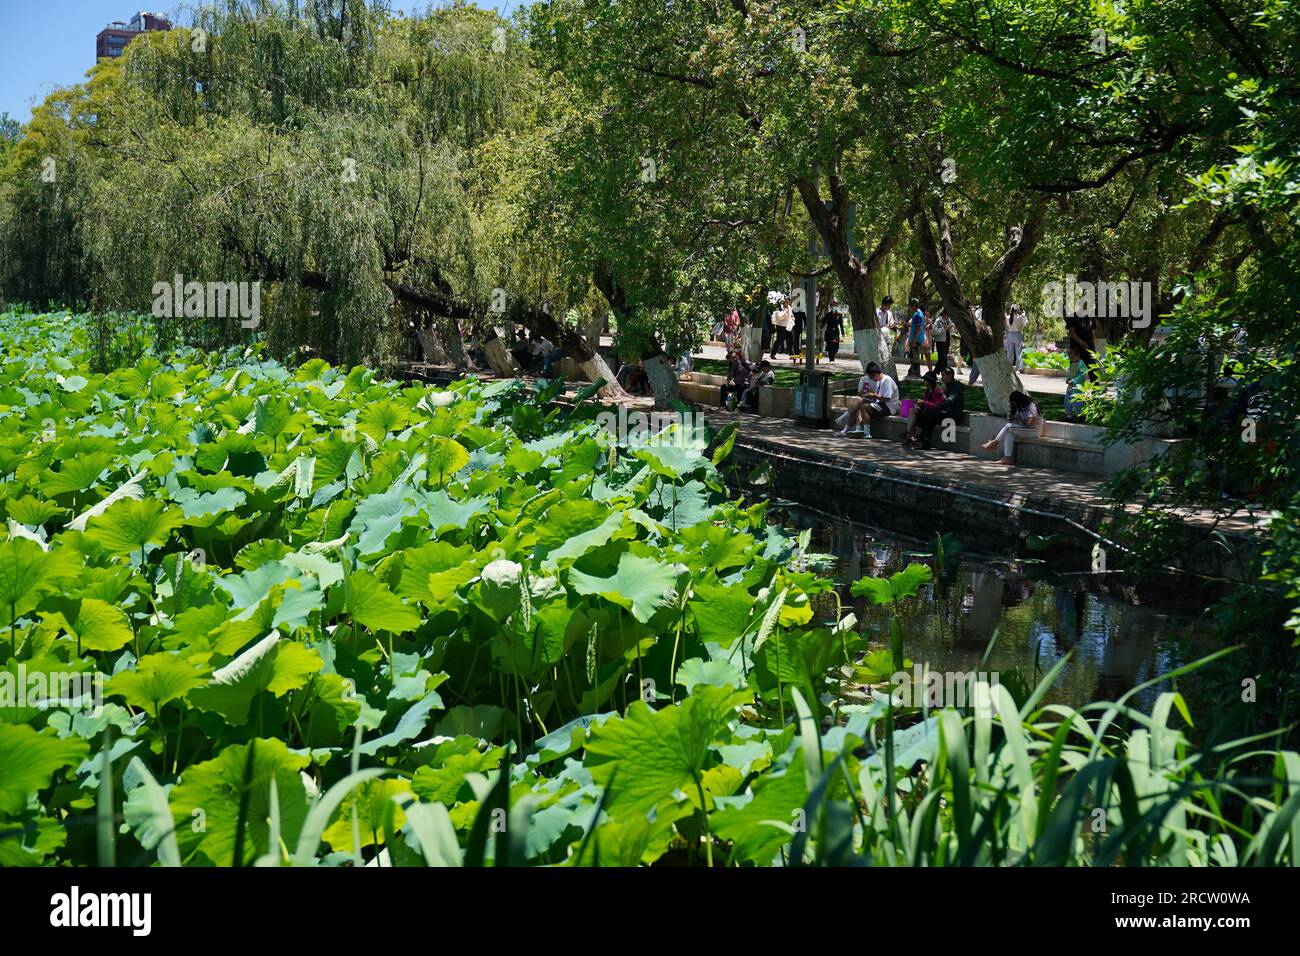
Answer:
top-left (1013, 434), bottom-right (1107, 476)
top-left (1039, 419), bottom-right (1108, 443)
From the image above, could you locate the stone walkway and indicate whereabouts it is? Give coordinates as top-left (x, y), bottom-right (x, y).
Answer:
top-left (703, 406), bottom-right (1267, 537)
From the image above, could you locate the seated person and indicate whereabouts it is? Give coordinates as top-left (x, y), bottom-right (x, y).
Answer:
top-left (740, 360), bottom-right (774, 411)
top-left (510, 327), bottom-right (535, 371)
top-left (719, 350), bottom-right (753, 408)
top-left (617, 360), bottom-right (650, 395)
top-left (981, 390), bottom-right (1042, 465)
top-left (542, 344), bottom-right (567, 377)
top-left (834, 362), bottom-right (900, 435)
top-left (916, 366), bottom-right (965, 449)
top-left (1063, 342), bottom-right (1090, 421)
top-left (902, 370), bottom-right (944, 445)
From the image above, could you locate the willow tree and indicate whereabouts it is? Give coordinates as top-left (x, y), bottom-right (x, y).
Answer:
top-left (0, 55), bottom-right (128, 311)
top-left (3, 2), bottom-right (596, 391)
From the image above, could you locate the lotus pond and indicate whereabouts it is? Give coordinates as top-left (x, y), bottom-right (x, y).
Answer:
top-left (770, 505), bottom-right (1216, 712)
top-left (1, 310), bottom-right (1296, 868)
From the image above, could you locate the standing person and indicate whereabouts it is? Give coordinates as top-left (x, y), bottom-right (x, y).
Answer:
top-left (1063, 342), bottom-right (1089, 421)
top-left (968, 306), bottom-right (982, 385)
top-left (877, 296), bottom-right (897, 358)
top-left (902, 370), bottom-right (945, 445)
top-left (771, 301), bottom-right (794, 358)
top-left (916, 366), bottom-right (966, 449)
top-left (981, 390), bottom-right (1042, 465)
top-left (1065, 307), bottom-right (1097, 382)
top-left (824, 303), bottom-right (844, 362)
top-left (791, 303), bottom-right (806, 357)
top-left (722, 309), bottom-right (742, 356)
top-left (932, 307), bottom-right (952, 370)
top-left (905, 299), bottom-right (927, 378)
top-left (1005, 304), bottom-right (1026, 372)
top-left (835, 362), bottom-right (900, 436)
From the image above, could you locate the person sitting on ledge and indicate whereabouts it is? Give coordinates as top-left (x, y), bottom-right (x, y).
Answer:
top-left (981, 389), bottom-right (1042, 465)
top-left (719, 349), bottom-right (752, 409)
top-left (915, 366), bottom-right (965, 450)
top-left (835, 362), bottom-right (900, 436)
top-left (902, 369), bottom-right (944, 446)
top-left (740, 360), bottom-right (774, 412)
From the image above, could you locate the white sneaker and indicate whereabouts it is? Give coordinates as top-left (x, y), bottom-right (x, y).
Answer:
top-left (849, 426), bottom-right (866, 436)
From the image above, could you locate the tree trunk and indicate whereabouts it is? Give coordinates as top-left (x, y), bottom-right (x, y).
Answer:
top-left (579, 353), bottom-right (625, 399)
top-left (852, 327), bottom-right (897, 381)
top-left (415, 326), bottom-right (448, 366)
top-left (643, 352), bottom-right (679, 409)
top-left (972, 349), bottom-right (1024, 417)
top-left (481, 331), bottom-right (518, 376)
top-left (911, 191), bottom-right (1047, 416)
top-left (794, 162), bottom-right (911, 349)
top-left (442, 319), bottom-right (469, 370)
top-left (908, 267), bottom-right (928, 306)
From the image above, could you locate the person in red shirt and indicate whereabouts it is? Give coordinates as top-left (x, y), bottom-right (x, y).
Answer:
top-left (901, 370), bottom-right (944, 446)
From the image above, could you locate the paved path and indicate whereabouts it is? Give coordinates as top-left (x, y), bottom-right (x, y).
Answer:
top-left (700, 406), bottom-right (1267, 537)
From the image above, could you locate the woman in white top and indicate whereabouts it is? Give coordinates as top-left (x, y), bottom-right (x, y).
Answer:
top-left (981, 389), bottom-right (1042, 464)
top-left (1004, 304), bottom-right (1026, 372)
top-left (932, 308), bottom-right (953, 369)
top-left (877, 296), bottom-right (895, 353)
top-left (771, 303), bottom-right (795, 357)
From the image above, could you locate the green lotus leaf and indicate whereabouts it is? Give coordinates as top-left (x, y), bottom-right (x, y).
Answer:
top-left (189, 633), bottom-right (322, 725)
top-left (584, 684), bottom-right (752, 817)
top-left (569, 551), bottom-right (681, 624)
top-left (168, 738), bottom-right (309, 866)
top-left (41, 597), bottom-right (134, 652)
top-left (107, 652), bottom-right (207, 717)
top-left (0, 724), bottom-right (89, 814)
top-left (85, 498), bottom-right (183, 555)
top-left (346, 569), bottom-right (421, 634)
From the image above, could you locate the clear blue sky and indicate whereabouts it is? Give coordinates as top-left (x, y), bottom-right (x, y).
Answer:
top-left (0, 1), bottom-right (518, 124)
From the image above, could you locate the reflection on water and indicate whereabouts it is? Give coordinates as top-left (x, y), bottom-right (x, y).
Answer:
top-left (774, 505), bottom-right (1217, 711)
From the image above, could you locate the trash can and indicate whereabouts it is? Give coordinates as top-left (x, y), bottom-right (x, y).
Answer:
top-left (794, 370), bottom-right (832, 428)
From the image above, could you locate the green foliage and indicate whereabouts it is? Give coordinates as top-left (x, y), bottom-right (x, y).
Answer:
top-left (0, 308), bottom-right (1293, 867)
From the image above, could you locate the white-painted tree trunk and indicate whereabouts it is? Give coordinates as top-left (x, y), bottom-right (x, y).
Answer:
top-left (853, 327), bottom-right (898, 382)
top-left (643, 353), bottom-right (679, 409)
top-left (442, 321), bottom-right (469, 370)
top-left (742, 325), bottom-right (763, 363)
top-left (579, 354), bottom-right (629, 400)
top-left (974, 349), bottom-right (1024, 416)
top-left (415, 327), bottom-right (448, 365)
top-left (482, 336), bottom-right (518, 376)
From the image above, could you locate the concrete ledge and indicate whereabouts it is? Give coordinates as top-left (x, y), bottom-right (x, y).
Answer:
top-left (678, 380), bottom-right (721, 405)
top-left (759, 387), bottom-right (794, 418)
